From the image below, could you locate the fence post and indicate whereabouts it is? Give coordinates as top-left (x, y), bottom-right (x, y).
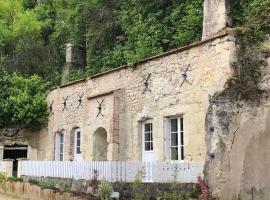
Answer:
top-left (3, 159), bottom-right (13, 177)
top-left (17, 158), bottom-right (28, 178)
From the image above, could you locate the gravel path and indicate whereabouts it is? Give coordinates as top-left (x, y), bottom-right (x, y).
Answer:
top-left (0, 192), bottom-right (28, 200)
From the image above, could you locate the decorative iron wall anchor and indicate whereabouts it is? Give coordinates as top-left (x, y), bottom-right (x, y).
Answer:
top-left (180, 64), bottom-right (192, 87)
top-left (142, 73), bottom-right (151, 94)
top-left (77, 92), bottom-right (84, 109)
top-left (62, 96), bottom-right (69, 111)
top-left (48, 100), bottom-right (54, 116)
top-left (96, 99), bottom-right (104, 117)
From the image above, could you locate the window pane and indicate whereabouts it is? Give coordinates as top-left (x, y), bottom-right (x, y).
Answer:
top-left (180, 118), bottom-right (183, 132)
top-left (60, 144), bottom-right (63, 153)
top-left (145, 142), bottom-right (151, 151)
top-left (77, 147), bottom-right (80, 154)
top-left (60, 154), bottom-right (63, 161)
top-left (77, 139), bottom-right (80, 147)
top-left (60, 134), bottom-right (64, 143)
top-left (181, 146), bottom-right (184, 160)
top-left (150, 142), bottom-right (153, 151)
top-left (77, 131), bottom-right (80, 139)
top-left (145, 132), bottom-right (150, 141)
top-left (145, 123), bottom-right (151, 132)
top-left (170, 119), bottom-right (178, 132)
top-left (171, 132), bottom-right (178, 146)
top-left (171, 147), bottom-right (178, 160)
top-left (181, 132), bottom-right (184, 145)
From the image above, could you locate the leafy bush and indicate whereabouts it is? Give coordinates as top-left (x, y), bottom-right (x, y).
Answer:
top-left (7, 176), bottom-right (23, 182)
top-left (0, 172), bottom-right (7, 190)
top-left (0, 70), bottom-right (49, 129)
top-left (96, 179), bottom-right (113, 200)
top-left (28, 179), bottom-right (40, 186)
top-left (39, 181), bottom-right (56, 190)
top-left (58, 182), bottom-right (72, 192)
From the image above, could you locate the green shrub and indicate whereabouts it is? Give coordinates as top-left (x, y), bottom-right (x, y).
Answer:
top-left (59, 182), bottom-right (72, 192)
top-left (28, 179), bottom-right (40, 186)
top-left (96, 179), bottom-right (113, 200)
top-left (39, 181), bottom-right (56, 190)
top-left (0, 172), bottom-right (7, 190)
top-left (7, 176), bottom-right (23, 182)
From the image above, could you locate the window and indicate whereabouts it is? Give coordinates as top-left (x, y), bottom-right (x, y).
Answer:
top-left (55, 133), bottom-right (64, 161)
top-left (75, 129), bottom-right (81, 154)
top-left (144, 122), bottom-right (153, 151)
top-left (169, 117), bottom-right (184, 160)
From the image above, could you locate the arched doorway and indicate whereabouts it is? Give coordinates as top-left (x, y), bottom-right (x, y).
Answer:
top-left (93, 128), bottom-right (108, 161)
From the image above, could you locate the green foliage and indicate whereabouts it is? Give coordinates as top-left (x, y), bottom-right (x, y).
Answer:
top-left (223, 0), bottom-right (270, 102)
top-left (85, 0), bottom-right (203, 72)
top-left (0, 70), bottom-right (48, 129)
top-left (59, 182), bottom-right (72, 192)
top-left (7, 176), bottom-right (23, 182)
top-left (158, 191), bottom-right (188, 200)
top-left (96, 179), bottom-right (113, 200)
top-left (0, 172), bottom-right (7, 190)
top-left (232, 0), bottom-right (270, 45)
top-left (0, 0), bottom-right (204, 81)
top-left (39, 181), bottom-right (56, 190)
top-left (28, 179), bottom-right (40, 185)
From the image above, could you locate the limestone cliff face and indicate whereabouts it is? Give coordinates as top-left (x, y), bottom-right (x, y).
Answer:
top-left (205, 43), bottom-right (270, 199)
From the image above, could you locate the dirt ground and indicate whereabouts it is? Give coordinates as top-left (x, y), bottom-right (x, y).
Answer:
top-left (0, 192), bottom-right (28, 200)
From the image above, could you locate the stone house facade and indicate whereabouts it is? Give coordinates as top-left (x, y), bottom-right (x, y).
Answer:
top-left (37, 33), bottom-right (235, 163)
top-left (1, 0), bottom-right (234, 164)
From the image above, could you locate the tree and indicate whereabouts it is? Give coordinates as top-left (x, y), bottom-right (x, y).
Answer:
top-left (0, 68), bottom-right (49, 129)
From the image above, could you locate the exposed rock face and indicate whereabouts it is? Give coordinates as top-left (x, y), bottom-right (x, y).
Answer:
top-left (0, 128), bottom-right (39, 148)
top-left (205, 47), bottom-right (270, 199)
top-left (203, 0), bottom-right (232, 39)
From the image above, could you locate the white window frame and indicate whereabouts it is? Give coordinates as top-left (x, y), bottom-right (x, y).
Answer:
top-left (55, 133), bottom-right (64, 161)
top-left (74, 128), bottom-right (81, 155)
top-left (168, 117), bottom-right (184, 161)
top-left (142, 120), bottom-right (154, 152)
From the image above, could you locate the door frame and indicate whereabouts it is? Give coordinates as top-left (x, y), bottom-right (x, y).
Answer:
top-left (142, 120), bottom-right (154, 162)
top-left (74, 128), bottom-right (82, 161)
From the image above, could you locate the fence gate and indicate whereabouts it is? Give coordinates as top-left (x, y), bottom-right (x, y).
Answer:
top-left (3, 145), bottom-right (27, 177)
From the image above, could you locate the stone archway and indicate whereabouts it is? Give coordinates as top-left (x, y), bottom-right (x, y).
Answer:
top-left (93, 127), bottom-right (108, 161)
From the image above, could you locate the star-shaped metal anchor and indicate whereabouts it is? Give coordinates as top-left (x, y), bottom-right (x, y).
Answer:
top-left (96, 99), bottom-right (104, 117)
top-left (142, 73), bottom-right (151, 94)
top-left (180, 64), bottom-right (192, 87)
top-left (48, 100), bottom-right (54, 116)
top-left (77, 92), bottom-right (84, 109)
top-left (62, 96), bottom-right (69, 111)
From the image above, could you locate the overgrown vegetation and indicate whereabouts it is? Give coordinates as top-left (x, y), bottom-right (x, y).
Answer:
top-left (222, 0), bottom-right (270, 102)
top-left (0, 0), bottom-right (204, 82)
top-left (95, 179), bottom-right (113, 200)
top-left (0, 172), bottom-right (7, 190)
top-left (7, 176), bottom-right (23, 182)
top-left (0, 0), bottom-right (269, 129)
top-left (0, 69), bottom-right (48, 129)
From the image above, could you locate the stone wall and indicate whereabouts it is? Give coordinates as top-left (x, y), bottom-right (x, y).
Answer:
top-left (37, 33), bottom-right (236, 164)
top-left (205, 43), bottom-right (270, 199)
top-left (0, 128), bottom-right (40, 160)
top-left (23, 176), bottom-right (200, 199)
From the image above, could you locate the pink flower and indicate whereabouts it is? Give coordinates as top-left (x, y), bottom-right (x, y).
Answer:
top-left (197, 176), bottom-right (208, 200)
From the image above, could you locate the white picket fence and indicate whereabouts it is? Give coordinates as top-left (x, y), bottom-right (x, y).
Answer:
top-left (22, 161), bottom-right (202, 183)
top-left (0, 161), bottom-right (5, 172)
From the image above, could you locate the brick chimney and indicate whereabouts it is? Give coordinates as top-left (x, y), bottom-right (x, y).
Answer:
top-left (202, 0), bottom-right (232, 39)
